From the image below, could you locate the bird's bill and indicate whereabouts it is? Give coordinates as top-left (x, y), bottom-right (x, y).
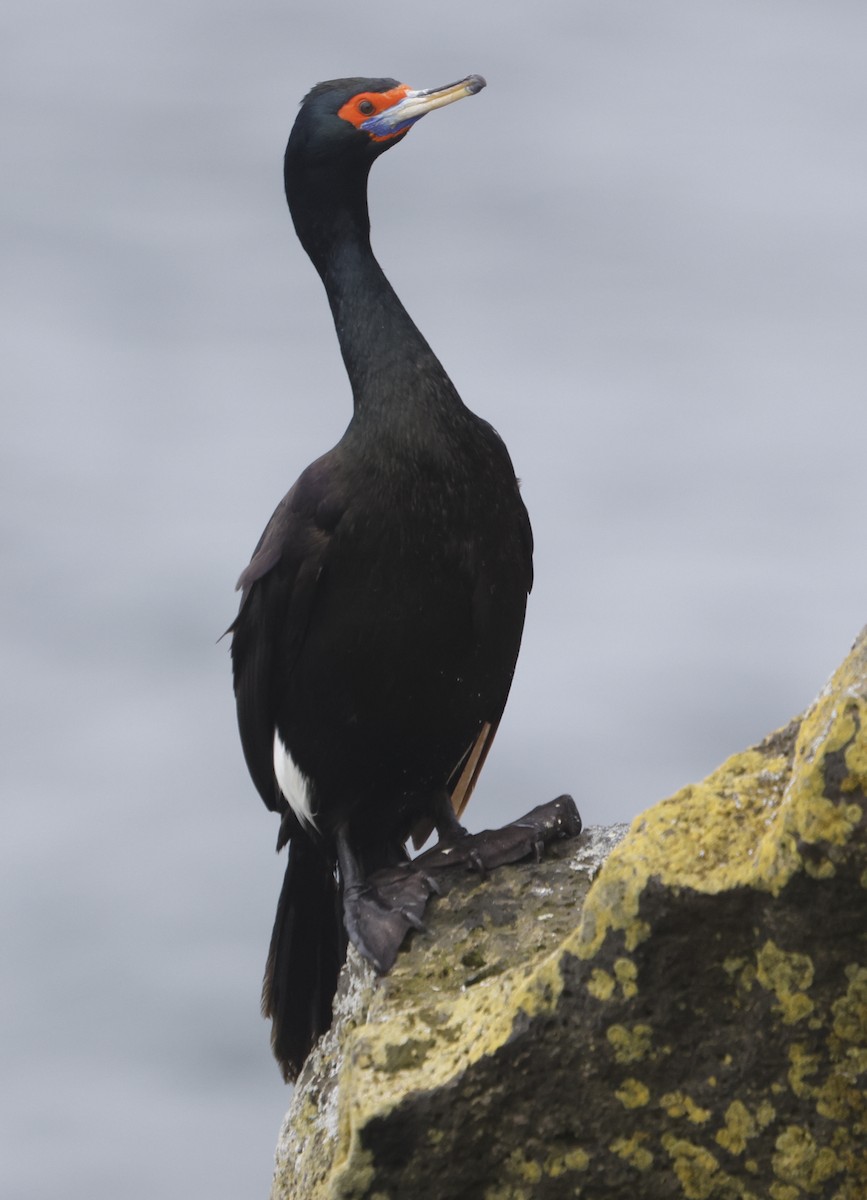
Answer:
top-left (361, 75), bottom-right (486, 141)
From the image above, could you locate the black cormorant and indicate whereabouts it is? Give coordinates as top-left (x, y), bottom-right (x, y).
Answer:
top-left (230, 76), bottom-right (567, 1081)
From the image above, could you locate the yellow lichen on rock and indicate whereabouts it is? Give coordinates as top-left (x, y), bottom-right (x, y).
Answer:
top-left (609, 1133), bottom-right (654, 1171)
top-left (768, 1184), bottom-right (800, 1200)
top-left (757, 651), bottom-right (867, 890)
top-left (785, 1042), bottom-right (821, 1098)
top-left (586, 966), bottom-right (615, 1000)
top-left (755, 941), bottom-right (815, 1024)
top-left (772, 1124), bottom-right (842, 1191)
top-left (606, 1022), bottom-right (654, 1064)
top-left (543, 1147), bottom-right (589, 1176)
top-left (660, 1091), bottom-right (712, 1125)
top-left (831, 963), bottom-right (867, 1047)
top-left (504, 1148), bottom-right (542, 1184)
top-left (660, 1135), bottom-right (726, 1200)
top-left (613, 956), bottom-right (638, 998)
top-left (714, 1099), bottom-right (757, 1155)
top-left (481, 1145), bottom-right (590, 1200)
top-left (574, 740), bottom-right (794, 961)
top-left (576, 631), bottom-right (867, 968)
top-left (615, 1077), bottom-right (651, 1108)
top-left (341, 933), bottom-right (568, 1128)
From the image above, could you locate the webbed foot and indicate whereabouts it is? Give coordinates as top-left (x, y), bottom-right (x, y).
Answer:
top-left (341, 863), bottom-right (439, 973)
top-left (340, 796), bottom-right (582, 973)
top-left (417, 794), bottom-right (582, 874)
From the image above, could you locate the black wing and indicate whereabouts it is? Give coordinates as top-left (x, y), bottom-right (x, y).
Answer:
top-left (229, 457), bottom-right (342, 813)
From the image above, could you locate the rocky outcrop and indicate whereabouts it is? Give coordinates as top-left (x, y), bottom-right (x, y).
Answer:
top-left (270, 630), bottom-right (867, 1199)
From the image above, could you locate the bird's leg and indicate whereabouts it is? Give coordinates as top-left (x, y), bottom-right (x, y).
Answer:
top-left (430, 789), bottom-right (469, 842)
top-left (427, 789), bottom-right (487, 875)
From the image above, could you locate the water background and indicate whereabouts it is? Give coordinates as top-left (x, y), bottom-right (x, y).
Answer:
top-left (3, 2), bottom-right (866, 1196)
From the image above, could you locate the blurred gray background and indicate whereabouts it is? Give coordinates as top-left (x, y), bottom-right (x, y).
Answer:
top-left (3, 0), bottom-right (865, 1196)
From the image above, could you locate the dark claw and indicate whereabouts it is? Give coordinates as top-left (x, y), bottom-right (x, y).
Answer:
top-left (423, 872), bottom-right (444, 897)
top-left (401, 909), bottom-right (428, 934)
top-left (466, 847), bottom-right (487, 878)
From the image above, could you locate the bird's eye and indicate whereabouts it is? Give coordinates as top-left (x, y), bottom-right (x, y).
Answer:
top-left (358, 99), bottom-right (375, 116)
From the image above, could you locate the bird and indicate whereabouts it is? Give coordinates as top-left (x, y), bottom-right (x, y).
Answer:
top-left (229, 75), bottom-right (535, 1082)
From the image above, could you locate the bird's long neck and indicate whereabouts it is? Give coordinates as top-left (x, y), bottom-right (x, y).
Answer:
top-left (290, 169), bottom-right (463, 429)
top-left (325, 239), bottom-right (455, 413)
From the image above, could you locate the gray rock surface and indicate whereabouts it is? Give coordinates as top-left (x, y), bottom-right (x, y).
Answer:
top-left (270, 630), bottom-right (867, 1199)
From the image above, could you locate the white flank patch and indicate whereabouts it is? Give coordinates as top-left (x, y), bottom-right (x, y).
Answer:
top-left (273, 729), bottom-right (318, 831)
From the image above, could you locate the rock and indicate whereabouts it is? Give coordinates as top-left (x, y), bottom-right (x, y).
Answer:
top-left (270, 630), bottom-right (867, 1199)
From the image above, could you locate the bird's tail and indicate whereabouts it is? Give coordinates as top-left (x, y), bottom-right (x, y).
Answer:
top-left (262, 833), bottom-right (345, 1082)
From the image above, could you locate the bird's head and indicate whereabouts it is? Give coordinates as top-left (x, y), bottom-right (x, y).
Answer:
top-left (283, 75), bottom-right (485, 265)
top-left (286, 75), bottom-right (486, 169)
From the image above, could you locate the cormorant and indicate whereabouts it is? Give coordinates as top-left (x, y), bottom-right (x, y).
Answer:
top-left (230, 76), bottom-right (559, 1081)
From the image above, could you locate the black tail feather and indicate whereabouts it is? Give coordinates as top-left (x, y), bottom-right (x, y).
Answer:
top-left (262, 833), bottom-right (345, 1082)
